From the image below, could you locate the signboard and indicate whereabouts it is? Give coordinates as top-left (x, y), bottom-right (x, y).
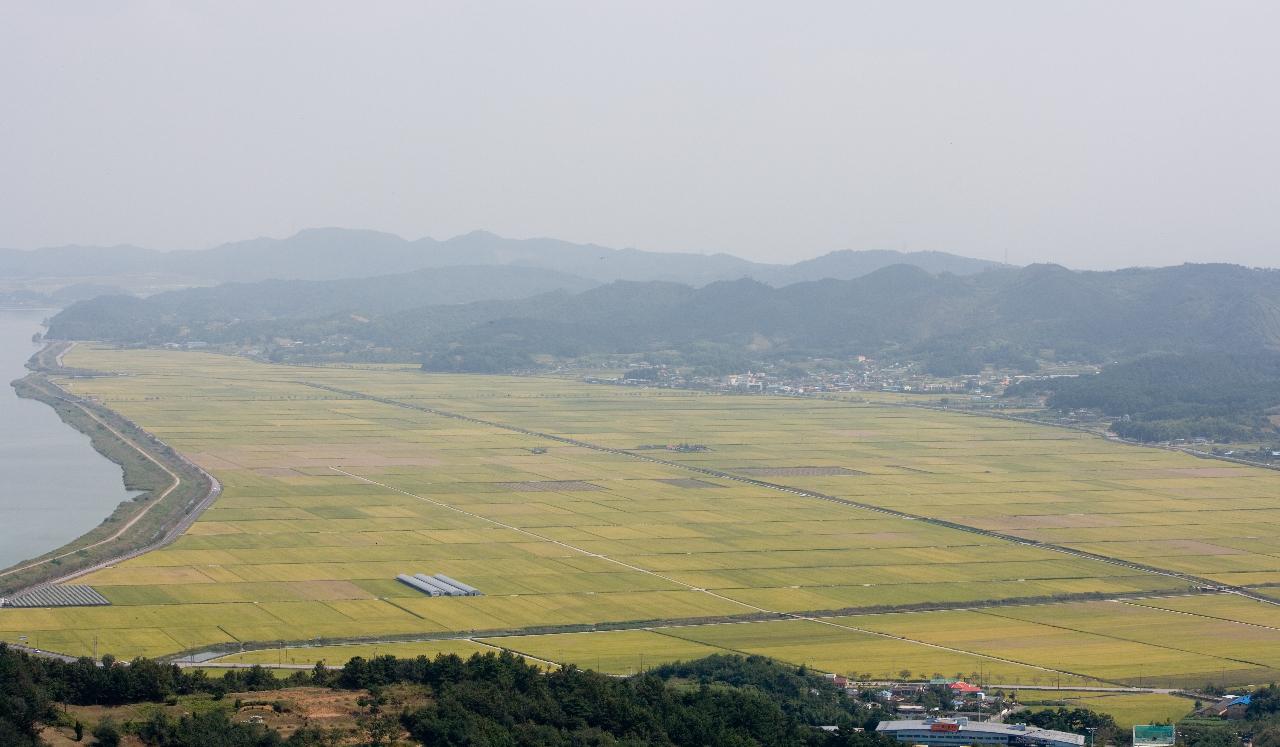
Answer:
top-left (931, 723), bottom-right (961, 732)
top-left (1133, 725), bottom-right (1175, 747)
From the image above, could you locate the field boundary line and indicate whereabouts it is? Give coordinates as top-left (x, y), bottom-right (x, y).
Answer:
top-left (327, 466), bottom-right (768, 616)
top-left (298, 382), bottom-right (1260, 601)
top-left (468, 639), bottom-right (563, 670)
top-left (330, 464), bottom-right (1109, 685)
top-left (973, 607), bottom-right (1275, 672)
top-left (1119, 597), bottom-right (1280, 634)
top-left (380, 597), bottom-right (433, 621)
top-left (182, 587), bottom-right (1208, 668)
top-left (888, 399), bottom-right (1280, 475)
top-left (652, 615), bottom-right (1110, 685)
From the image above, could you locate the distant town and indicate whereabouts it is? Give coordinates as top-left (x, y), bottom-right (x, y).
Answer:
top-left (586, 358), bottom-right (1280, 467)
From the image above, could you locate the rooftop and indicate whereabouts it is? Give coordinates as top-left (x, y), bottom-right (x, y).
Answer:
top-left (877, 719), bottom-right (1085, 747)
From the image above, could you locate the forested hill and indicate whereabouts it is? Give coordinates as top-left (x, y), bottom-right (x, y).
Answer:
top-left (2, 227), bottom-right (1002, 287)
top-left (48, 261), bottom-right (1280, 374)
top-left (46, 265), bottom-right (599, 341)
top-left (1009, 353), bottom-right (1280, 442)
top-left (0, 644), bottom-right (888, 747)
top-left (403, 262), bottom-right (1280, 373)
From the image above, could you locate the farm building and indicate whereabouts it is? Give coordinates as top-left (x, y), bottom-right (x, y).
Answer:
top-left (877, 718), bottom-right (1083, 747)
top-left (950, 681), bottom-right (983, 695)
top-left (395, 573), bottom-right (484, 597)
top-left (1216, 694), bottom-right (1251, 719)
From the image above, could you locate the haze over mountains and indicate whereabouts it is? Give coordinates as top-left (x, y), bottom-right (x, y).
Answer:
top-left (1, 227), bottom-right (1003, 289)
top-left (20, 227), bottom-right (1280, 405)
top-left (20, 227), bottom-right (1280, 446)
top-left (49, 259), bottom-right (1280, 375)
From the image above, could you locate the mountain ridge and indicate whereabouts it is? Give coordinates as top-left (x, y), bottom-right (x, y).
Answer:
top-left (48, 261), bottom-right (1280, 375)
top-left (1, 227), bottom-right (1006, 287)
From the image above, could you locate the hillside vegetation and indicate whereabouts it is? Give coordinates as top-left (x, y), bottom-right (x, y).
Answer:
top-left (49, 262), bottom-right (1280, 375)
top-left (46, 265), bottom-right (598, 342)
top-left (1, 645), bottom-right (887, 747)
top-left (1010, 353), bottom-right (1280, 442)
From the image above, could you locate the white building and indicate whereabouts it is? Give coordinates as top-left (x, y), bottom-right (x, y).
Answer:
top-left (877, 718), bottom-right (1084, 747)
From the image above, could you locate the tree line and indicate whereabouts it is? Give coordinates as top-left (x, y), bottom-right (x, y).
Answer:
top-left (2, 644), bottom-right (894, 747)
top-left (1008, 352), bottom-right (1280, 443)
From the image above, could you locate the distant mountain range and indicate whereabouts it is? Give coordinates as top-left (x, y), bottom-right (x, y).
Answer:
top-left (1, 227), bottom-right (1005, 288)
top-left (49, 262), bottom-right (1280, 375)
top-left (27, 228), bottom-right (1280, 443)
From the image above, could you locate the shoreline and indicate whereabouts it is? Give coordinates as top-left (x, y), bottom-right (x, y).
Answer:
top-left (0, 343), bottom-right (221, 597)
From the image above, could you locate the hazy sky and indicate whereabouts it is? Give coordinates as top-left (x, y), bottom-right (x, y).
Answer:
top-left (2, 2), bottom-right (1278, 268)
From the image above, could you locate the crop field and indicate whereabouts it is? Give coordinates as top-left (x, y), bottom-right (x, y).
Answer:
top-left (479, 629), bottom-right (721, 675)
top-left (1019, 690), bottom-right (1196, 729)
top-left (2, 348), bottom-right (1280, 696)
top-left (201, 593), bottom-right (1280, 687)
top-left (824, 598), bottom-right (1280, 687)
top-left (382, 378), bottom-right (1280, 592)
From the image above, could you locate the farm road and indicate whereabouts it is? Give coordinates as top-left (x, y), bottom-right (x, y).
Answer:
top-left (297, 382), bottom-right (1266, 601)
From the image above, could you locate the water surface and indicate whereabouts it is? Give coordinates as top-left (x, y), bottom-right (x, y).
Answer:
top-left (0, 310), bottom-right (136, 568)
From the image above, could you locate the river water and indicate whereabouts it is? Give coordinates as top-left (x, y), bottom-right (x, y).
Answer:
top-left (0, 309), bottom-right (136, 568)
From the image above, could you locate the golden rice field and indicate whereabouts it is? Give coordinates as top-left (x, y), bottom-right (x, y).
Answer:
top-left (1019, 690), bottom-right (1197, 729)
top-left (3, 347), bottom-right (1280, 691)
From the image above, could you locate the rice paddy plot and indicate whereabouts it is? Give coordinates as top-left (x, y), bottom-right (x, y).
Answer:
top-left (978, 600), bottom-right (1280, 681)
top-left (1129, 593), bottom-right (1280, 629)
top-left (656, 619), bottom-right (1100, 686)
top-left (479, 629), bottom-right (725, 675)
top-left (1017, 690), bottom-right (1197, 729)
top-left (380, 371), bottom-right (1280, 593)
top-left (834, 608), bottom-right (1280, 688)
top-left (0, 345), bottom-right (1267, 689)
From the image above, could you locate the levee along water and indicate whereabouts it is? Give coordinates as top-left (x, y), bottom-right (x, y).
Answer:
top-left (0, 309), bottom-right (138, 568)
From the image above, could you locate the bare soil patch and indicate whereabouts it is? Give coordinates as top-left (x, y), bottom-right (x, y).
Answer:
top-left (41, 686), bottom-right (424, 746)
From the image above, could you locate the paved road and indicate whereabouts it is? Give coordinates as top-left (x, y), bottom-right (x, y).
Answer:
top-left (4, 642), bottom-right (79, 663)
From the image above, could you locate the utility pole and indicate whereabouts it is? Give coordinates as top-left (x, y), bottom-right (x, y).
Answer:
top-left (1087, 727), bottom-right (1097, 747)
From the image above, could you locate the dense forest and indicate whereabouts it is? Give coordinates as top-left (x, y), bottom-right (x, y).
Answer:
top-left (1009, 353), bottom-right (1280, 442)
top-left (47, 263), bottom-right (1280, 375)
top-left (1, 644), bottom-right (891, 747)
top-left (10, 641), bottom-right (1280, 747)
